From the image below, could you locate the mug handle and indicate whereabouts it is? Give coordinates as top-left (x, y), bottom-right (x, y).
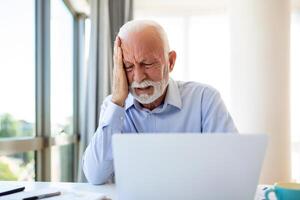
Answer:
top-left (264, 188), bottom-right (275, 200)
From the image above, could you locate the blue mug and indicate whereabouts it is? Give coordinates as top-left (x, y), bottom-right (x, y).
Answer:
top-left (265, 182), bottom-right (300, 200)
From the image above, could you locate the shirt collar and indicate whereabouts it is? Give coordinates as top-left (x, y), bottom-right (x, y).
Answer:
top-left (125, 93), bottom-right (135, 110)
top-left (164, 78), bottom-right (182, 110)
top-left (125, 78), bottom-right (182, 111)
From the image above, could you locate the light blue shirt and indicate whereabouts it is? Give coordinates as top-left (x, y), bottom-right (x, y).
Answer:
top-left (82, 79), bottom-right (238, 184)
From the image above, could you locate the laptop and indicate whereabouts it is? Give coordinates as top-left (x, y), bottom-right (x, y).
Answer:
top-left (112, 133), bottom-right (268, 200)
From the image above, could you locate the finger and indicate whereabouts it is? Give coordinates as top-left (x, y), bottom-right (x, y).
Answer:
top-left (116, 36), bottom-right (121, 47)
top-left (117, 46), bottom-right (123, 67)
top-left (113, 36), bottom-right (119, 57)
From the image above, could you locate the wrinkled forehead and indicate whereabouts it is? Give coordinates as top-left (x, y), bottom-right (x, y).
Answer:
top-left (120, 28), bottom-right (166, 62)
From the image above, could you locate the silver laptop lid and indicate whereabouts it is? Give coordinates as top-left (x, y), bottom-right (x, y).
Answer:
top-left (112, 133), bottom-right (267, 200)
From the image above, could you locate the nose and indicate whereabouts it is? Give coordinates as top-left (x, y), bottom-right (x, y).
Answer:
top-left (133, 65), bottom-right (146, 83)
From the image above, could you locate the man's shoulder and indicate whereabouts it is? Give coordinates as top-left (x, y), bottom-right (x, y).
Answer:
top-left (175, 80), bottom-right (219, 97)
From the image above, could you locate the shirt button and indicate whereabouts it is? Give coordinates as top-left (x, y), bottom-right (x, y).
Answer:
top-left (120, 116), bottom-right (124, 120)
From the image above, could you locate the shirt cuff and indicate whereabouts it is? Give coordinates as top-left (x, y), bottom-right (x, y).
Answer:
top-left (100, 100), bottom-right (126, 131)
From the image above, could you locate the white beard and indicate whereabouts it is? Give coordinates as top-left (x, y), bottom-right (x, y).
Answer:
top-left (130, 78), bottom-right (169, 104)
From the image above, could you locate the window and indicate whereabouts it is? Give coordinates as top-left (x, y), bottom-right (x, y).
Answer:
top-left (0, 152), bottom-right (35, 181)
top-left (51, 0), bottom-right (74, 136)
top-left (0, 0), bottom-right (84, 182)
top-left (0, 0), bottom-right (35, 181)
top-left (291, 12), bottom-right (300, 182)
top-left (50, 0), bottom-right (76, 181)
top-left (51, 145), bottom-right (74, 181)
top-left (0, 0), bottom-right (35, 138)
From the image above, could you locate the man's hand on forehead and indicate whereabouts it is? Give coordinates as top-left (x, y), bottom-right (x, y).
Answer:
top-left (111, 36), bottom-right (129, 107)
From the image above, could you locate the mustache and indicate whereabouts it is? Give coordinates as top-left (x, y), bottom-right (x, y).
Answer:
top-left (130, 80), bottom-right (161, 89)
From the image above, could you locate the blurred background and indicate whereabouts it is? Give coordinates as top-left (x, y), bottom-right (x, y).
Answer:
top-left (0, 0), bottom-right (299, 184)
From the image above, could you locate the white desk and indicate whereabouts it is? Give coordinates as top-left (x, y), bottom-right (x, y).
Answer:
top-left (0, 181), bottom-right (115, 200)
top-left (0, 181), bottom-right (272, 200)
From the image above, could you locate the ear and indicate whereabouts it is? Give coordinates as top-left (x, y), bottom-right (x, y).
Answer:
top-left (168, 51), bottom-right (177, 72)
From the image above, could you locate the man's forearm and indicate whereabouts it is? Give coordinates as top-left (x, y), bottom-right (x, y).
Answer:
top-left (82, 98), bottom-right (126, 184)
top-left (82, 126), bottom-right (115, 184)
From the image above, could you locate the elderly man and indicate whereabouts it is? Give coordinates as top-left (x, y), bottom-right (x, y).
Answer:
top-left (83, 20), bottom-right (237, 184)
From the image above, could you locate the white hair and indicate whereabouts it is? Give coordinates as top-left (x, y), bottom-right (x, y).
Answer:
top-left (118, 20), bottom-right (170, 56)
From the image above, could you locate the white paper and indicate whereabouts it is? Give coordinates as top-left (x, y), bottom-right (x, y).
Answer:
top-left (0, 188), bottom-right (109, 200)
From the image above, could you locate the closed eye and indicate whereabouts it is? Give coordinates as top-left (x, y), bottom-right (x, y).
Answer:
top-left (142, 62), bottom-right (154, 68)
top-left (124, 65), bottom-right (133, 72)
top-left (124, 62), bottom-right (134, 72)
